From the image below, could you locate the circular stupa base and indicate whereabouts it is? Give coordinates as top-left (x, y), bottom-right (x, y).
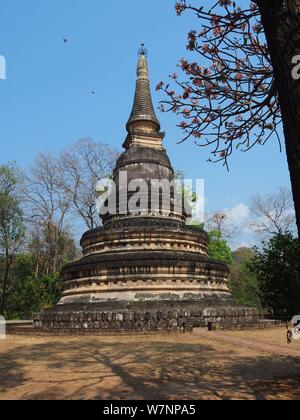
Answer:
top-left (34, 222), bottom-right (260, 334)
top-left (34, 299), bottom-right (260, 333)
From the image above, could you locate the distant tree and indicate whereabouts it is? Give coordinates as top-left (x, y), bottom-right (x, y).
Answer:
top-left (58, 139), bottom-right (118, 230)
top-left (28, 224), bottom-right (77, 278)
top-left (23, 153), bottom-right (72, 273)
top-left (207, 229), bottom-right (233, 265)
top-left (160, 0), bottom-right (300, 241)
top-left (22, 139), bottom-right (117, 275)
top-left (249, 233), bottom-right (300, 320)
top-left (0, 163), bottom-right (25, 314)
top-left (248, 187), bottom-right (296, 237)
top-left (230, 248), bottom-right (261, 308)
top-left (2, 253), bottom-right (34, 319)
top-left (4, 254), bottom-right (62, 320)
top-left (205, 211), bottom-right (238, 240)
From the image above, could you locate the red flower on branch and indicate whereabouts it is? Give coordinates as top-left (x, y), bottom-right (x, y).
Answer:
top-left (158, 0), bottom-right (280, 169)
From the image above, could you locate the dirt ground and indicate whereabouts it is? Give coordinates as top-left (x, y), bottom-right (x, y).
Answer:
top-left (0, 327), bottom-right (300, 400)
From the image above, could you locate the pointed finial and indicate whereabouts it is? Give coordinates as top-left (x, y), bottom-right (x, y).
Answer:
top-left (126, 45), bottom-right (160, 135)
top-left (138, 43), bottom-right (148, 57)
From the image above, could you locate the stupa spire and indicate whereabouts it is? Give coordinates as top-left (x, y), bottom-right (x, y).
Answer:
top-left (126, 44), bottom-right (161, 134)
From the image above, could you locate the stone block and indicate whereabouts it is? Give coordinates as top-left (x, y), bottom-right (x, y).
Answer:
top-left (158, 320), bottom-right (167, 330)
top-left (124, 312), bottom-right (134, 322)
top-left (116, 314), bottom-right (124, 322)
top-left (169, 318), bottom-right (178, 329)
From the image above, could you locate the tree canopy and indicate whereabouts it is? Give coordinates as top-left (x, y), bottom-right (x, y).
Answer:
top-left (159, 1), bottom-right (279, 167)
top-left (0, 163), bottom-right (25, 314)
top-left (159, 0), bottom-right (300, 240)
top-left (249, 233), bottom-right (300, 320)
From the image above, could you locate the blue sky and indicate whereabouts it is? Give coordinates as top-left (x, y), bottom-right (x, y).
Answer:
top-left (0, 0), bottom-right (292, 248)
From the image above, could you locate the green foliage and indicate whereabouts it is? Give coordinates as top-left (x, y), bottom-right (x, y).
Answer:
top-left (207, 229), bottom-right (233, 266)
top-left (192, 224), bottom-right (232, 265)
top-left (0, 162), bottom-right (24, 248)
top-left (0, 162), bottom-right (25, 313)
top-left (28, 225), bottom-right (77, 278)
top-left (3, 254), bottom-right (62, 319)
top-left (249, 233), bottom-right (300, 320)
top-left (230, 248), bottom-right (261, 308)
top-left (192, 223), bottom-right (205, 231)
top-left (194, 224), bottom-right (261, 309)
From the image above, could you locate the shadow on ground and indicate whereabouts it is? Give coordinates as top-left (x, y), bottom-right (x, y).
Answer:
top-left (0, 337), bottom-right (300, 400)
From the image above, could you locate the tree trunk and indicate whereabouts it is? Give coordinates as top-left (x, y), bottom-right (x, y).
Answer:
top-left (0, 251), bottom-right (11, 315)
top-left (34, 258), bottom-right (40, 278)
top-left (258, 0), bottom-right (300, 240)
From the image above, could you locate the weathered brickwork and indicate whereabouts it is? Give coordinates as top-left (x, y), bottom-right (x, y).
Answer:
top-left (35, 306), bottom-right (260, 333)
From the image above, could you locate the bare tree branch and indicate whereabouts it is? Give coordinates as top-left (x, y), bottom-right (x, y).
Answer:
top-left (248, 187), bottom-right (297, 237)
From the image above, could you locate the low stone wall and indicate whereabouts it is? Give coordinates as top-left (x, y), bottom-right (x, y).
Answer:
top-left (34, 306), bottom-right (260, 334)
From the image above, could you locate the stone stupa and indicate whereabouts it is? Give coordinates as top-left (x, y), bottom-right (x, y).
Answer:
top-left (35, 47), bottom-right (258, 332)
